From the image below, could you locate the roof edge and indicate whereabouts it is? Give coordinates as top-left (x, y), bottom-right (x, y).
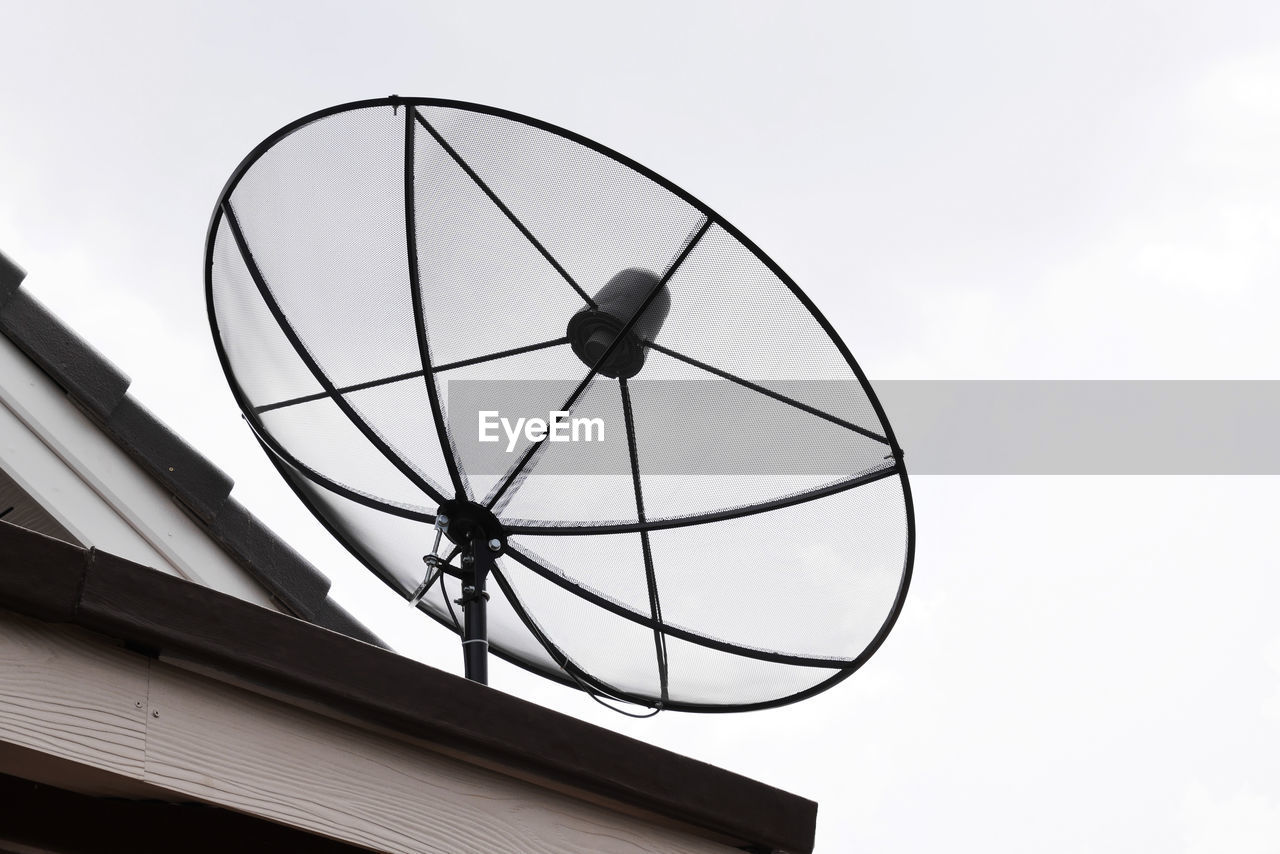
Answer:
top-left (0, 521), bottom-right (817, 853)
top-left (0, 248), bottom-right (381, 647)
top-left (0, 251), bottom-right (26, 305)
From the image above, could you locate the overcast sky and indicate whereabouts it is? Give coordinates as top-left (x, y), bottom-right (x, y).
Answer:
top-left (3, 2), bottom-right (1279, 851)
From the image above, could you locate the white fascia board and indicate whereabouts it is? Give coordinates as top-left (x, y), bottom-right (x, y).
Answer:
top-left (0, 332), bottom-right (277, 610)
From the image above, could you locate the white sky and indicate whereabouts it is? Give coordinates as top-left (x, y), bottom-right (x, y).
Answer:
top-left (3, 2), bottom-right (1279, 850)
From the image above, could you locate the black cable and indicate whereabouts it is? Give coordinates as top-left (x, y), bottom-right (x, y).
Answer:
top-left (440, 572), bottom-right (462, 631)
top-left (559, 663), bottom-right (662, 718)
top-left (411, 546), bottom-right (462, 630)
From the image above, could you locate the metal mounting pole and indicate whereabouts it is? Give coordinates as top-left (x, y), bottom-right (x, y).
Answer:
top-left (460, 535), bottom-right (494, 684)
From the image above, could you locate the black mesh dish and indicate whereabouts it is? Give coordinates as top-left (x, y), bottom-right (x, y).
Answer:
top-left (205, 97), bottom-right (915, 712)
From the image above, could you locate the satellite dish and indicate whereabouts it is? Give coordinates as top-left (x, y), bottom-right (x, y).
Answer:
top-left (206, 97), bottom-right (914, 712)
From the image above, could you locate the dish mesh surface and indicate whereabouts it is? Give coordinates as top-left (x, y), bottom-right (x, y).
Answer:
top-left (207, 99), bottom-right (913, 711)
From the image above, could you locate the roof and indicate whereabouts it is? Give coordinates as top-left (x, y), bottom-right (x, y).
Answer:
top-left (0, 248), bottom-right (378, 644)
top-left (0, 520), bottom-right (818, 853)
